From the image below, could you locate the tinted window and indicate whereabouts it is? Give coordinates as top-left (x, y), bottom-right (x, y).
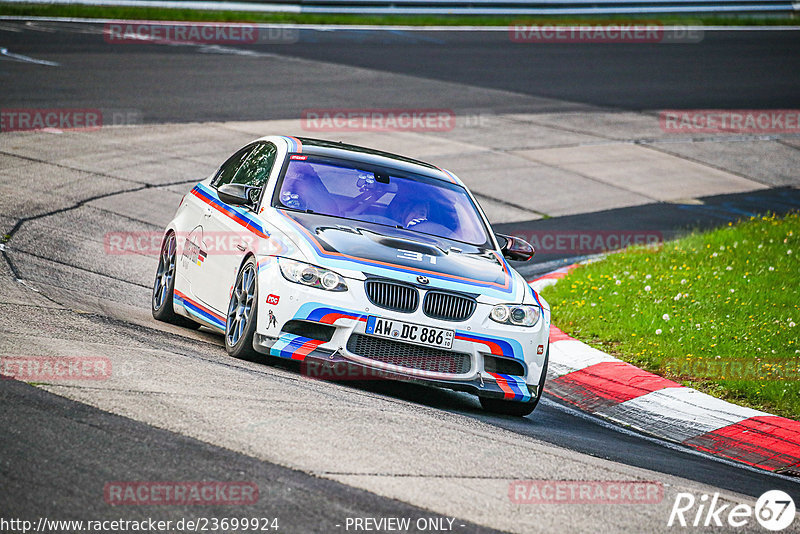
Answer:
top-left (274, 157), bottom-right (490, 246)
top-left (213, 145), bottom-right (255, 187)
top-left (230, 142), bottom-right (277, 189)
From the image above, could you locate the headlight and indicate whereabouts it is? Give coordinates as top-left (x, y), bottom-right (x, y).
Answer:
top-left (489, 304), bottom-right (540, 327)
top-left (279, 258), bottom-right (347, 292)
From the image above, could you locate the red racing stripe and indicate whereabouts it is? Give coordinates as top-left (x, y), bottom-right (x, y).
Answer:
top-left (293, 339), bottom-right (325, 361)
top-left (683, 416), bottom-right (800, 471)
top-left (455, 335), bottom-right (503, 356)
top-left (488, 372), bottom-right (516, 399)
top-left (190, 188), bottom-right (269, 239)
top-left (319, 312), bottom-right (367, 325)
top-left (174, 289), bottom-right (225, 323)
top-left (546, 361), bottom-right (681, 412)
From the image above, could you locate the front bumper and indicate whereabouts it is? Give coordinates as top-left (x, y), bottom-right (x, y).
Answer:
top-left (254, 257), bottom-right (549, 402)
top-left (254, 332), bottom-right (538, 402)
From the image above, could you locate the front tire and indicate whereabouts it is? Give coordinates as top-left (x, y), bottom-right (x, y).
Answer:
top-left (225, 257), bottom-right (260, 361)
top-left (152, 232), bottom-right (200, 329)
top-left (480, 347), bottom-right (549, 417)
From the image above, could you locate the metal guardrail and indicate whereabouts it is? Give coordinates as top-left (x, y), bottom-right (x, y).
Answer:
top-left (3, 0), bottom-right (798, 14)
top-left (213, 0), bottom-right (800, 14)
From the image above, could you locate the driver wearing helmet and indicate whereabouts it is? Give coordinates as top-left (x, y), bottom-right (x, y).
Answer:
top-left (280, 162), bottom-right (339, 215)
top-left (401, 201), bottom-right (430, 229)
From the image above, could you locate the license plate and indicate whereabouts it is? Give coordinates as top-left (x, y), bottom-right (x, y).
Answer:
top-left (365, 316), bottom-right (454, 350)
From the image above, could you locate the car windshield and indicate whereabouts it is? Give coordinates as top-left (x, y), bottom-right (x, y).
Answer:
top-left (274, 157), bottom-right (490, 246)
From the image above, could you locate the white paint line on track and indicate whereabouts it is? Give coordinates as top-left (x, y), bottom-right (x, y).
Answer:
top-left (0, 47), bottom-right (59, 66)
top-left (0, 22), bottom-right (25, 32)
top-left (1, 15), bottom-right (800, 31)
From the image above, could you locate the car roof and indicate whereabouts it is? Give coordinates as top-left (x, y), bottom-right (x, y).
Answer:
top-left (286, 136), bottom-right (460, 185)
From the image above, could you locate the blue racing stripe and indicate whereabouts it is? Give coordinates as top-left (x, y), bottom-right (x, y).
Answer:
top-left (496, 373), bottom-right (531, 401)
top-left (173, 291), bottom-right (226, 331)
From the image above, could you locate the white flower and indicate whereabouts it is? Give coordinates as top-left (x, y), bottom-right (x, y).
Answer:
top-left (730, 289), bottom-right (735, 293)
top-left (645, 274), bottom-right (652, 279)
top-left (662, 313), bottom-right (670, 321)
top-left (644, 285), bottom-right (651, 292)
top-left (712, 252), bottom-right (718, 257)
top-left (726, 266), bottom-right (733, 271)
top-left (788, 250), bottom-right (793, 255)
top-left (615, 280), bottom-right (622, 285)
top-left (790, 321), bottom-right (797, 328)
top-left (769, 266), bottom-right (775, 271)
top-left (680, 279), bottom-right (687, 284)
top-left (591, 303), bottom-right (597, 307)
top-left (758, 244), bottom-right (763, 249)
top-left (655, 329), bottom-right (662, 335)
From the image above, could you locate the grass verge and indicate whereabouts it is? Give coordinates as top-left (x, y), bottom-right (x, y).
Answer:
top-left (541, 213), bottom-right (800, 420)
top-left (0, 3), bottom-right (798, 26)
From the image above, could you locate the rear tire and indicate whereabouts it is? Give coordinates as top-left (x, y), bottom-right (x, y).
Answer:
top-left (152, 232), bottom-right (201, 329)
top-left (480, 346), bottom-right (549, 417)
top-left (225, 257), bottom-right (260, 361)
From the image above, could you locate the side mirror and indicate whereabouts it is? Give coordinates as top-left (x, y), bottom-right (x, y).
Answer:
top-left (496, 233), bottom-right (535, 262)
top-left (218, 184), bottom-right (255, 206)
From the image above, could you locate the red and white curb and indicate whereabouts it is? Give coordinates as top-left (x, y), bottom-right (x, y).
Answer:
top-left (530, 264), bottom-right (800, 474)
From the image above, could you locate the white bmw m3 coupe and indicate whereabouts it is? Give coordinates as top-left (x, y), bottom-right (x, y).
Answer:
top-left (152, 135), bottom-right (549, 415)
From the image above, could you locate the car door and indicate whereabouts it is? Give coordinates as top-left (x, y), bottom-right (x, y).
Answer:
top-left (182, 144), bottom-right (257, 308)
top-left (193, 142), bottom-right (278, 314)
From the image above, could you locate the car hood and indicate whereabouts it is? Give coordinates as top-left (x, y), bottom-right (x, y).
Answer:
top-left (279, 210), bottom-right (517, 296)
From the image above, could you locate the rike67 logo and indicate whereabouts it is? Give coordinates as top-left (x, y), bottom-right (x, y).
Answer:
top-left (668, 490), bottom-right (796, 531)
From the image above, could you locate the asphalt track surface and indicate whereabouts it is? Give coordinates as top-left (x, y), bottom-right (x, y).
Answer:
top-left (1, 379), bottom-right (500, 533)
top-left (1, 20), bottom-right (800, 533)
top-left (0, 23), bottom-right (799, 120)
